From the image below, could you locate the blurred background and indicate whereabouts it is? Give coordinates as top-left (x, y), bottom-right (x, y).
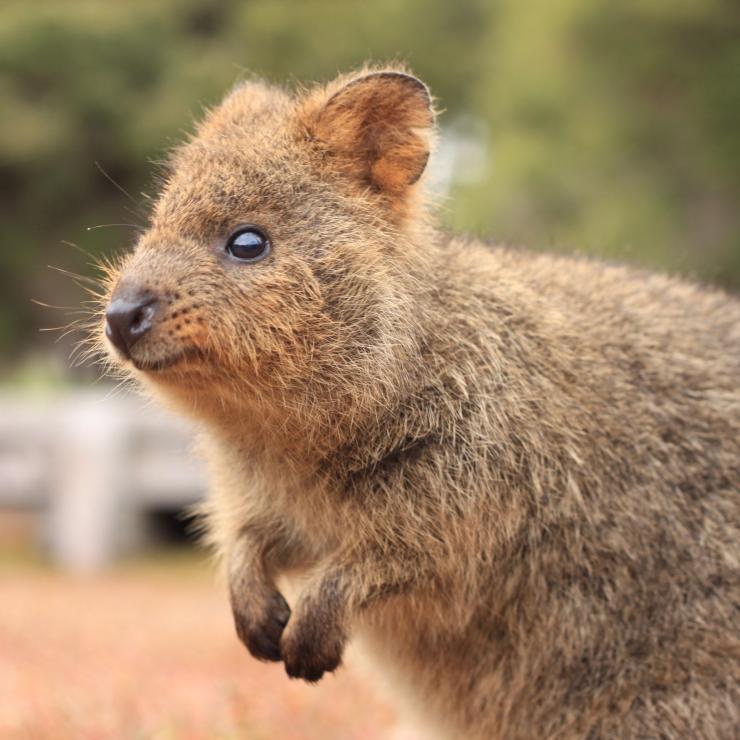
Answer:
top-left (1, 0), bottom-right (738, 738)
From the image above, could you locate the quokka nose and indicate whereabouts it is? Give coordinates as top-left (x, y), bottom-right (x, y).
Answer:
top-left (105, 290), bottom-right (159, 358)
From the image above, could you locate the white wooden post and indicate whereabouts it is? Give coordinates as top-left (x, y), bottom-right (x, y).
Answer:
top-left (48, 393), bottom-right (129, 572)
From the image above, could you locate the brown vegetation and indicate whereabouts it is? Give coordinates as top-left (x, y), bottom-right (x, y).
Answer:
top-left (0, 557), bottom-right (397, 739)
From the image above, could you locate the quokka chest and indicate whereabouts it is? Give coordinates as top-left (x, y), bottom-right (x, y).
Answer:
top-left (250, 467), bottom-right (350, 554)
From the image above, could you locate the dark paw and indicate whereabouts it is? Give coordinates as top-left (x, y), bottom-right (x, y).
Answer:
top-left (280, 617), bottom-right (345, 682)
top-left (231, 588), bottom-right (291, 663)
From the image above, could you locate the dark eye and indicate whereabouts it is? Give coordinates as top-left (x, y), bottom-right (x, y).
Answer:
top-left (225, 225), bottom-right (270, 262)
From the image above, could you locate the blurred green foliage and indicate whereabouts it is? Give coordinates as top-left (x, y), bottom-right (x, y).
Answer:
top-left (1, 0), bottom-right (738, 364)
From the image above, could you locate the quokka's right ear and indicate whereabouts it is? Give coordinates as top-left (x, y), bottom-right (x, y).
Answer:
top-left (306, 70), bottom-right (436, 199)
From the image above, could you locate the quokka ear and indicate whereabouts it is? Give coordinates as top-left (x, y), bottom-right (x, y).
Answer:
top-left (311, 71), bottom-right (435, 197)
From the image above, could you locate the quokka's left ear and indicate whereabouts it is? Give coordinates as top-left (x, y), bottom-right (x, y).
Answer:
top-left (310, 70), bottom-right (435, 197)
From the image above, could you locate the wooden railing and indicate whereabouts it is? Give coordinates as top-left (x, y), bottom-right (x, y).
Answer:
top-left (0, 391), bottom-right (206, 571)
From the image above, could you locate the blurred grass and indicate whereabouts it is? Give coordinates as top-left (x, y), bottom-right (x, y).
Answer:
top-left (0, 548), bottom-right (400, 739)
top-left (0, 535), bottom-right (206, 574)
top-left (0, 0), bottom-right (738, 368)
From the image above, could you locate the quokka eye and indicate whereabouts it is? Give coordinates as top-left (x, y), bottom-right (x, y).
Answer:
top-left (225, 225), bottom-right (271, 262)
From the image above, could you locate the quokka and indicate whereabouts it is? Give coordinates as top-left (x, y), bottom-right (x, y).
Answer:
top-left (100, 66), bottom-right (740, 739)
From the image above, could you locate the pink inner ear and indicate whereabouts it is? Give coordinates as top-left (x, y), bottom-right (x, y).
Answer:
top-left (313, 71), bottom-right (434, 195)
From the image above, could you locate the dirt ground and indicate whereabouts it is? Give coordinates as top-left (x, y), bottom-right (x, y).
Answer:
top-left (0, 551), bottom-right (406, 740)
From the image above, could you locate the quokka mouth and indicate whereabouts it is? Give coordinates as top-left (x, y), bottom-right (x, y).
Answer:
top-left (131, 346), bottom-right (206, 373)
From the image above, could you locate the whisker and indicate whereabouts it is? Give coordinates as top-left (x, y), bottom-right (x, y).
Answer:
top-left (70, 342), bottom-right (104, 366)
top-left (102, 376), bottom-right (136, 402)
top-left (47, 265), bottom-right (100, 286)
top-left (55, 324), bottom-right (94, 343)
top-left (124, 204), bottom-right (148, 224)
top-left (39, 321), bottom-right (90, 332)
top-left (31, 298), bottom-right (90, 312)
top-left (86, 223), bottom-right (143, 231)
top-left (94, 160), bottom-right (139, 206)
top-left (61, 239), bottom-right (103, 265)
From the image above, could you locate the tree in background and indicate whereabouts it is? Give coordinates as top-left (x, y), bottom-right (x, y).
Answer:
top-left (458, 0), bottom-right (739, 284)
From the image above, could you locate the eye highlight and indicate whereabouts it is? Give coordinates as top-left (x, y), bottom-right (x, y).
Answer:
top-left (225, 225), bottom-right (270, 262)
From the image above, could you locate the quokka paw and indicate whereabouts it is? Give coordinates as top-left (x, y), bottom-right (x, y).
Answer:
top-left (280, 611), bottom-right (345, 682)
top-left (231, 586), bottom-right (291, 663)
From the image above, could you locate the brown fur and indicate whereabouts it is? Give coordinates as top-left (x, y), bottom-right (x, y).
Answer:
top-left (98, 65), bottom-right (740, 739)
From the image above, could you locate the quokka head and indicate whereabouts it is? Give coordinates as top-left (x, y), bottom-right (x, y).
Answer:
top-left (99, 67), bottom-right (437, 424)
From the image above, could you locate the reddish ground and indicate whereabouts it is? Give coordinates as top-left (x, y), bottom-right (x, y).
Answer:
top-left (0, 552), bottom-right (401, 739)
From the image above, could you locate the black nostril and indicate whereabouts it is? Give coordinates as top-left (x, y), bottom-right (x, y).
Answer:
top-left (129, 303), bottom-right (156, 336)
top-left (105, 291), bottom-right (159, 358)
